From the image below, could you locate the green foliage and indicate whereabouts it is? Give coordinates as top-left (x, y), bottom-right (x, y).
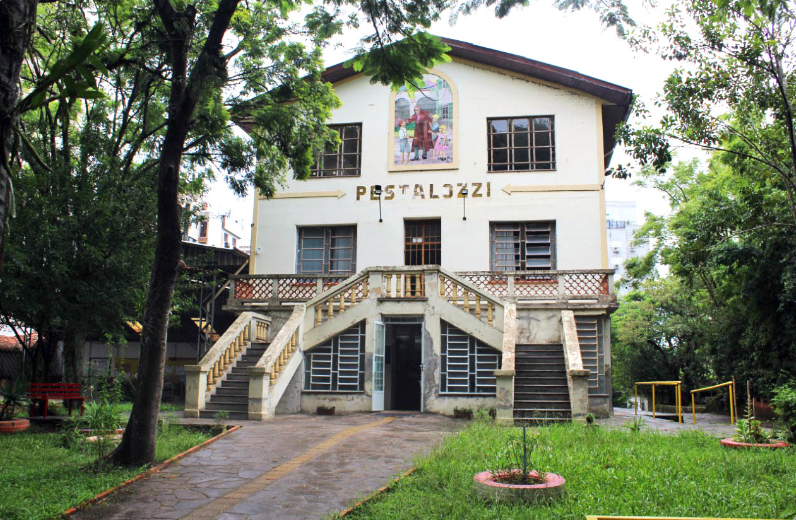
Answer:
top-left (771, 383), bottom-right (796, 442)
top-left (346, 422), bottom-right (796, 519)
top-left (0, 379), bottom-right (28, 420)
top-left (0, 427), bottom-right (211, 520)
top-left (734, 401), bottom-right (770, 444)
top-left (213, 410), bottom-right (230, 432)
top-left (622, 415), bottom-right (646, 433)
top-left (488, 427), bottom-right (545, 484)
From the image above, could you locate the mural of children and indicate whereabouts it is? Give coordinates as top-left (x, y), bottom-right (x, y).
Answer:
top-left (398, 120), bottom-right (411, 164)
top-left (430, 114), bottom-right (440, 158)
top-left (407, 106), bottom-right (433, 161)
top-left (435, 124), bottom-right (449, 161)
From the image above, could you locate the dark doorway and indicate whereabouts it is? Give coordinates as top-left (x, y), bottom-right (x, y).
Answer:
top-left (385, 323), bottom-right (422, 411)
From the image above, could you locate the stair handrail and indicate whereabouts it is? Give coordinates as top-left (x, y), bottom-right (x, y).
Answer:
top-left (255, 304), bottom-right (305, 385)
top-left (199, 311), bottom-right (270, 392)
top-left (438, 266), bottom-right (504, 308)
top-left (305, 271), bottom-right (369, 326)
top-left (561, 310), bottom-right (589, 418)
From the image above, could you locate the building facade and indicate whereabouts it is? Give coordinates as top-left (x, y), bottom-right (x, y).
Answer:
top-left (185, 38), bottom-right (632, 422)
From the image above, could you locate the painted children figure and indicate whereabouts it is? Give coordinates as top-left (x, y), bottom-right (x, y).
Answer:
top-left (435, 124), bottom-right (449, 161)
top-left (430, 114), bottom-right (440, 158)
top-left (398, 120), bottom-right (411, 164)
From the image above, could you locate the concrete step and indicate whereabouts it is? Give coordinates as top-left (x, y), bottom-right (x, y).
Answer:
top-left (225, 373), bottom-right (249, 382)
top-left (220, 380), bottom-right (249, 389)
top-left (199, 410), bottom-right (248, 420)
top-left (515, 392), bottom-right (570, 401)
top-left (516, 378), bottom-right (568, 386)
top-left (205, 401), bottom-right (248, 412)
top-left (514, 400), bottom-right (571, 410)
top-left (214, 388), bottom-right (248, 397)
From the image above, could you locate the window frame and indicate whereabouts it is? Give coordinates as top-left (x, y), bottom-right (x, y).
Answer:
top-left (296, 226), bottom-right (357, 275)
top-left (303, 321), bottom-right (366, 392)
top-left (440, 321), bottom-right (501, 395)
top-left (310, 123), bottom-right (363, 178)
top-left (404, 219), bottom-right (442, 266)
top-left (487, 115), bottom-right (556, 172)
top-left (489, 221), bottom-right (557, 271)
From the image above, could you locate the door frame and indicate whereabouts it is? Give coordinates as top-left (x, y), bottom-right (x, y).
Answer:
top-left (372, 320), bottom-right (385, 411)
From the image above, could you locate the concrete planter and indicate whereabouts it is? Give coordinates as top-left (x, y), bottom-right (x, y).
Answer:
top-left (721, 438), bottom-right (789, 449)
top-left (473, 470), bottom-right (565, 503)
top-left (0, 419), bottom-right (31, 434)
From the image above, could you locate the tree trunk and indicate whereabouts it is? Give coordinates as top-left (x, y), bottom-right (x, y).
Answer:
top-left (63, 328), bottom-right (86, 384)
top-left (0, 0), bottom-right (38, 267)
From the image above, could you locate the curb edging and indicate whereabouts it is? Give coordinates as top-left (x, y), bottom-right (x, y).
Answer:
top-left (338, 467), bottom-right (418, 517)
top-left (61, 425), bottom-right (242, 517)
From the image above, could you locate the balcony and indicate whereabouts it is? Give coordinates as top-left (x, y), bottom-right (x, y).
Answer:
top-left (226, 267), bottom-right (616, 310)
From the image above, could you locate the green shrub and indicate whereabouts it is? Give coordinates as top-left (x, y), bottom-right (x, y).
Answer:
top-left (771, 383), bottom-right (796, 442)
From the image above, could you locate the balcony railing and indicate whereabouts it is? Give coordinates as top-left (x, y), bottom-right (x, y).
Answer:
top-left (229, 268), bottom-right (614, 307)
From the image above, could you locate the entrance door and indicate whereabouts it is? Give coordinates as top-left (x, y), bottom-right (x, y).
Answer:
top-left (372, 321), bottom-right (385, 411)
top-left (389, 323), bottom-right (423, 411)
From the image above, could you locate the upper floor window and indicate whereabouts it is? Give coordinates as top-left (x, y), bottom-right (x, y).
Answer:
top-left (296, 226), bottom-right (356, 274)
top-left (490, 221), bottom-right (556, 270)
top-left (404, 219), bottom-right (441, 266)
top-left (488, 116), bottom-right (555, 172)
top-left (311, 124), bottom-right (362, 178)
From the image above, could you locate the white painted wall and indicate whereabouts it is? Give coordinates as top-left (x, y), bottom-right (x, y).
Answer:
top-left (252, 59), bottom-right (608, 274)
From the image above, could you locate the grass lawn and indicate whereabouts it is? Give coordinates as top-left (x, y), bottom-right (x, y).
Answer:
top-left (0, 424), bottom-right (212, 520)
top-left (345, 422), bottom-right (796, 520)
top-left (116, 401), bottom-right (184, 413)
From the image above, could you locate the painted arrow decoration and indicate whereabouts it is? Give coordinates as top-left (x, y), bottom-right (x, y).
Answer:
top-left (502, 184), bottom-right (601, 195)
top-left (267, 189), bottom-right (346, 199)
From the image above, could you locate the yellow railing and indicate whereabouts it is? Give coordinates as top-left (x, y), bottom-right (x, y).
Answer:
top-left (439, 273), bottom-right (496, 326)
top-left (310, 274), bottom-right (369, 326)
top-left (690, 381), bottom-right (736, 425)
top-left (198, 312), bottom-right (270, 393)
top-left (383, 271), bottom-right (425, 298)
top-left (255, 305), bottom-right (304, 384)
top-left (634, 381), bottom-right (683, 423)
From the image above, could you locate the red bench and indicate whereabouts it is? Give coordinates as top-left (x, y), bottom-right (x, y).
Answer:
top-left (27, 383), bottom-right (85, 418)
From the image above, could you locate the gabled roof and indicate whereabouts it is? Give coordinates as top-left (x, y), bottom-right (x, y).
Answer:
top-left (322, 36), bottom-right (633, 167)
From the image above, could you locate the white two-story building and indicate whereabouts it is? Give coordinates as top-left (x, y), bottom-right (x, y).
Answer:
top-left (185, 38), bottom-right (632, 423)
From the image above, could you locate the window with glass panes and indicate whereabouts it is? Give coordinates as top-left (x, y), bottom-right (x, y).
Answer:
top-left (487, 116), bottom-right (555, 171)
top-left (490, 222), bottom-right (556, 270)
top-left (310, 124), bottom-right (362, 177)
top-left (304, 321), bottom-right (365, 392)
top-left (296, 226), bottom-right (356, 274)
top-left (404, 219), bottom-right (441, 265)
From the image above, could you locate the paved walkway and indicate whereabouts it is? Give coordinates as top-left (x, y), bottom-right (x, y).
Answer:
top-left (599, 407), bottom-right (738, 437)
top-left (72, 413), bottom-right (459, 520)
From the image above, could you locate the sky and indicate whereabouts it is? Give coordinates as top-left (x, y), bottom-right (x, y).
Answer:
top-left (212, 2), bottom-right (700, 245)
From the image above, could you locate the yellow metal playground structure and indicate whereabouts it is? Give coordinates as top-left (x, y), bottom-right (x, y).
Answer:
top-left (690, 381), bottom-right (736, 425)
top-left (634, 381), bottom-right (683, 423)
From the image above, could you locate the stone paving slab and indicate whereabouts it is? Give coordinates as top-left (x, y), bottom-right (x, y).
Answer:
top-left (71, 413), bottom-right (459, 520)
top-left (598, 407), bottom-right (738, 437)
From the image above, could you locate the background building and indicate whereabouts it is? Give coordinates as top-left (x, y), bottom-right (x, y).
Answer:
top-left (606, 201), bottom-right (651, 284)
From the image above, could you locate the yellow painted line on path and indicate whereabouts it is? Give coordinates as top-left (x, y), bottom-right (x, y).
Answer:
top-left (184, 416), bottom-right (397, 519)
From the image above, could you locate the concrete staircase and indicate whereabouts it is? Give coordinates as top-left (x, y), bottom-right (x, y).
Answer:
top-left (513, 343), bottom-right (572, 422)
top-left (200, 343), bottom-right (269, 420)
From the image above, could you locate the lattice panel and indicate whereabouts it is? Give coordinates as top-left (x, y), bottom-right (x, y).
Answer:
top-left (277, 277), bottom-right (321, 300)
top-left (234, 278), bottom-right (272, 299)
top-left (513, 274), bottom-right (559, 297)
top-left (459, 274), bottom-right (509, 298)
top-left (563, 273), bottom-right (609, 296)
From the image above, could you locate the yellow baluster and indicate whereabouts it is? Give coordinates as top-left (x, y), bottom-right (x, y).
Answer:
top-left (350, 288), bottom-right (356, 305)
top-left (440, 276), bottom-right (446, 297)
top-left (389, 274), bottom-right (396, 297)
top-left (488, 303), bottom-right (494, 326)
top-left (327, 299), bottom-right (334, 319)
top-left (452, 283), bottom-right (458, 303)
top-left (476, 298), bottom-right (482, 320)
top-left (340, 293), bottom-right (346, 312)
top-left (463, 291), bottom-right (470, 313)
top-left (207, 371), bottom-right (213, 388)
top-left (244, 325), bottom-right (249, 343)
top-left (316, 306), bottom-right (322, 326)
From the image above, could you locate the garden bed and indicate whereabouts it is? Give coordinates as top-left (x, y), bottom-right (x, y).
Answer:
top-left (343, 422), bottom-right (796, 520)
top-left (0, 424), bottom-right (215, 520)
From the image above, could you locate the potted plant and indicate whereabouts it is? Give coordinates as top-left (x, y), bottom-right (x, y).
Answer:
top-left (721, 402), bottom-right (789, 449)
top-left (474, 426), bottom-right (565, 503)
top-left (0, 379), bottom-right (30, 434)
